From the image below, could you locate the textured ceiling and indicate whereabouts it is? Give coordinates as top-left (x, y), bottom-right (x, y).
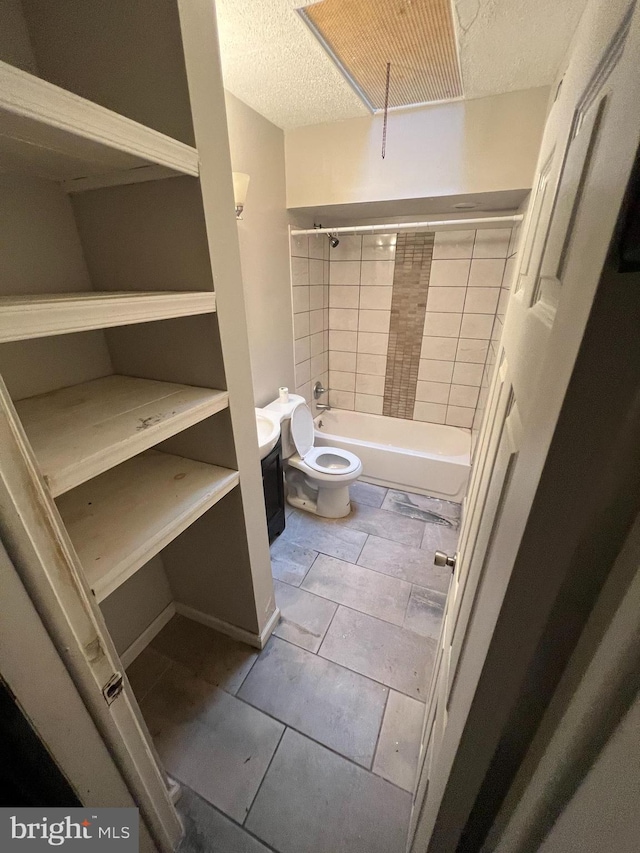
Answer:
top-left (215, 0), bottom-right (589, 130)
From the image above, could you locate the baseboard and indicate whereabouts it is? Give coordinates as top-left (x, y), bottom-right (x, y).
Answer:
top-left (174, 602), bottom-right (281, 650)
top-left (120, 602), bottom-right (176, 668)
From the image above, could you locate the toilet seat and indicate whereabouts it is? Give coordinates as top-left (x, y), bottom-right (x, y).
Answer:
top-left (289, 402), bottom-right (361, 478)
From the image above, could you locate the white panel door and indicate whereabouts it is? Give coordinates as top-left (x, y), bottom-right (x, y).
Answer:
top-left (409, 1), bottom-right (640, 849)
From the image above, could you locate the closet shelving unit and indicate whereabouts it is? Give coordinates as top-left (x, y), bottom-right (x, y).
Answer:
top-left (0, 0), bottom-right (275, 699)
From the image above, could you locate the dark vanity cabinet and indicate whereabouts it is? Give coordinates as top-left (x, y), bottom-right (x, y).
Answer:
top-left (261, 438), bottom-right (286, 543)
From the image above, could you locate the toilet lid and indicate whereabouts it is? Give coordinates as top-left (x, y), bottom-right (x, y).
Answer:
top-left (290, 401), bottom-right (315, 458)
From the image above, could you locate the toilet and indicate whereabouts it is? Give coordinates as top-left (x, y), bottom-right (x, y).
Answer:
top-left (264, 394), bottom-right (362, 519)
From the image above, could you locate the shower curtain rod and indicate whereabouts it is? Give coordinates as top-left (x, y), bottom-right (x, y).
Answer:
top-left (290, 214), bottom-right (523, 236)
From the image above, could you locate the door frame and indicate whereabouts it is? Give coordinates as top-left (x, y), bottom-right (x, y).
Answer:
top-left (0, 379), bottom-right (182, 851)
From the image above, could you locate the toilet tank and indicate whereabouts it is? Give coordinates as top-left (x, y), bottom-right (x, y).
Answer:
top-left (264, 393), bottom-right (306, 459)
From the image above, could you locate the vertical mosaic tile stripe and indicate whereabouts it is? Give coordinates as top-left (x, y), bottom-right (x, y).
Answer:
top-left (383, 232), bottom-right (434, 418)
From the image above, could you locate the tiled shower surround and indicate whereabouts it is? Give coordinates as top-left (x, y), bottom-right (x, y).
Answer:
top-left (290, 232), bottom-right (330, 413)
top-left (313, 227), bottom-right (518, 429)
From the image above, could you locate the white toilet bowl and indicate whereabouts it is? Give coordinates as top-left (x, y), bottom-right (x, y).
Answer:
top-left (264, 396), bottom-right (362, 519)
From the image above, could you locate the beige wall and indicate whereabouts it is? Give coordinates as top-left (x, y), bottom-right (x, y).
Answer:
top-left (285, 88), bottom-right (549, 210)
top-left (225, 91), bottom-right (295, 407)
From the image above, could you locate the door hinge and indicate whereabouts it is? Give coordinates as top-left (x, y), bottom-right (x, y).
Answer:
top-left (102, 671), bottom-right (124, 705)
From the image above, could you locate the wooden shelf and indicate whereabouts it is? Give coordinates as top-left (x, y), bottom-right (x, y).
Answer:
top-left (0, 59), bottom-right (199, 189)
top-left (57, 450), bottom-right (239, 602)
top-left (17, 375), bottom-right (229, 497)
top-left (0, 291), bottom-right (216, 343)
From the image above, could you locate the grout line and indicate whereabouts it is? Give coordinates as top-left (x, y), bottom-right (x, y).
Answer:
top-left (176, 782), bottom-right (282, 853)
top-left (315, 600), bottom-right (341, 657)
top-left (369, 686), bottom-right (391, 772)
top-left (242, 725), bottom-right (287, 827)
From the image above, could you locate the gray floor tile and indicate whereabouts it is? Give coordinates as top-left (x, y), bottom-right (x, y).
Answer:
top-left (177, 786), bottom-right (271, 853)
top-left (302, 553), bottom-right (411, 626)
top-left (373, 691), bottom-right (425, 792)
top-left (358, 535), bottom-right (452, 593)
top-left (344, 502), bottom-right (425, 547)
top-left (238, 636), bottom-right (387, 766)
top-left (279, 510), bottom-right (367, 563)
top-left (382, 489), bottom-right (461, 527)
top-left (270, 537), bottom-right (318, 586)
top-left (126, 646), bottom-right (171, 703)
top-left (350, 480), bottom-right (388, 508)
top-left (246, 729), bottom-right (411, 853)
top-left (141, 663), bottom-right (284, 823)
top-left (273, 579), bottom-right (337, 652)
top-left (421, 521), bottom-right (460, 555)
top-left (151, 615), bottom-right (258, 695)
top-left (319, 606), bottom-right (436, 700)
top-left (403, 587), bottom-right (446, 640)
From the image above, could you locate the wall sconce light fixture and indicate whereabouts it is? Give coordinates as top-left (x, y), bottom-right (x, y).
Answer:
top-left (233, 172), bottom-right (250, 219)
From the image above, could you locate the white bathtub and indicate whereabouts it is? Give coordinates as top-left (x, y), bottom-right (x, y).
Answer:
top-left (314, 409), bottom-right (471, 501)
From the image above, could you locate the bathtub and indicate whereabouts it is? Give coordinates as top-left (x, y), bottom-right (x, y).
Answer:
top-left (314, 408), bottom-right (471, 501)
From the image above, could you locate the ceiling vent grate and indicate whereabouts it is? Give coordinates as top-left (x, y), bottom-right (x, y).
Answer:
top-left (299, 0), bottom-right (463, 110)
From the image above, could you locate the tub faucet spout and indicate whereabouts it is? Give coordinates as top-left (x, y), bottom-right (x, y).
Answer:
top-left (316, 402), bottom-right (331, 411)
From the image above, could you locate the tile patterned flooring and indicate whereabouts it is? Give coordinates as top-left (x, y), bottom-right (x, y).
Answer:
top-left (127, 481), bottom-right (461, 853)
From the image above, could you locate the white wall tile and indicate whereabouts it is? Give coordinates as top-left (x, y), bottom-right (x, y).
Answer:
top-left (415, 380), bottom-right (450, 404)
top-left (329, 308), bottom-right (359, 331)
top-left (497, 289), bottom-right (510, 314)
top-left (323, 285), bottom-right (330, 308)
top-left (356, 373), bottom-right (385, 396)
top-left (360, 261), bottom-right (395, 286)
top-left (362, 234), bottom-right (397, 261)
top-left (452, 362), bottom-right (484, 386)
top-left (330, 350), bottom-right (357, 372)
top-left (309, 258), bottom-right (324, 284)
top-left (456, 339), bottom-right (489, 363)
top-left (330, 286), bottom-right (360, 308)
top-left (449, 384), bottom-right (480, 408)
top-left (322, 351), bottom-right (329, 373)
top-left (297, 381), bottom-right (312, 401)
top-left (323, 330), bottom-right (330, 352)
top-left (426, 287), bottom-right (466, 313)
top-left (308, 234), bottom-right (325, 260)
top-left (330, 260), bottom-right (361, 285)
top-left (292, 286), bottom-right (310, 314)
top-left (291, 256), bottom-right (309, 286)
top-left (329, 330), bottom-right (358, 352)
top-left (355, 393), bottom-right (384, 415)
top-left (290, 234), bottom-right (308, 258)
top-left (433, 230), bottom-right (474, 260)
top-left (473, 228), bottom-right (511, 258)
top-left (309, 285), bottom-right (324, 310)
top-left (331, 370), bottom-right (356, 391)
top-left (358, 309), bottom-right (391, 333)
top-left (309, 332), bottom-right (324, 357)
top-left (357, 353), bottom-right (387, 375)
top-left (294, 312), bottom-right (310, 339)
top-left (360, 286), bottom-right (393, 311)
top-left (468, 259), bottom-right (506, 288)
top-left (357, 332), bottom-right (389, 355)
top-left (329, 235), bottom-right (362, 261)
top-left (310, 353), bottom-right (324, 377)
top-left (414, 401), bottom-right (447, 424)
top-left (420, 336), bottom-right (458, 360)
top-left (418, 359), bottom-right (454, 383)
top-left (295, 336), bottom-right (310, 364)
top-left (323, 260), bottom-right (330, 285)
top-left (423, 312), bottom-right (462, 338)
top-left (503, 256), bottom-right (518, 290)
top-left (460, 314), bottom-right (494, 339)
top-left (446, 406), bottom-right (474, 428)
top-left (464, 287), bottom-right (500, 314)
top-left (295, 359), bottom-right (310, 387)
top-left (309, 309), bottom-right (323, 334)
top-left (329, 389), bottom-right (355, 409)
top-left (429, 259), bottom-right (470, 288)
